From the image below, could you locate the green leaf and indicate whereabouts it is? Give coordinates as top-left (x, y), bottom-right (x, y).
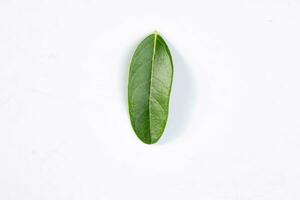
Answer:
top-left (128, 32), bottom-right (174, 144)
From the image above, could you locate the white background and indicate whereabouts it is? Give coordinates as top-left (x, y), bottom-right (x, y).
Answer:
top-left (1, 0), bottom-right (300, 199)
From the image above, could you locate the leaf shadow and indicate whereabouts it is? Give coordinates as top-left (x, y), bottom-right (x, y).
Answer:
top-left (158, 43), bottom-right (196, 144)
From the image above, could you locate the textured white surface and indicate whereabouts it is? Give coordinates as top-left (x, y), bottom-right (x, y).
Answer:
top-left (1, 0), bottom-right (300, 199)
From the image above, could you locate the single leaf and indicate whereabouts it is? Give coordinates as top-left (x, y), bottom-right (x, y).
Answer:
top-left (128, 32), bottom-right (173, 144)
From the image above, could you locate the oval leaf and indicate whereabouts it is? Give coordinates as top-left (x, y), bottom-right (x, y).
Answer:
top-left (128, 32), bottom-right (173, 144)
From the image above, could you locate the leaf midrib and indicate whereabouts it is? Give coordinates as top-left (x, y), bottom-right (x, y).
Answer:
top-left (148, 32), bottom-right (158, 142)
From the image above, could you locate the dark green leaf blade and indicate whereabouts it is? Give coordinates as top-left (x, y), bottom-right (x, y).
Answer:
top-left (128, 32), bottom-right (173, 144)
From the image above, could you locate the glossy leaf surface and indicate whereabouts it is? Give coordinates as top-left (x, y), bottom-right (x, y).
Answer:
top-left (128, 32), bottom-right (173, 144)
